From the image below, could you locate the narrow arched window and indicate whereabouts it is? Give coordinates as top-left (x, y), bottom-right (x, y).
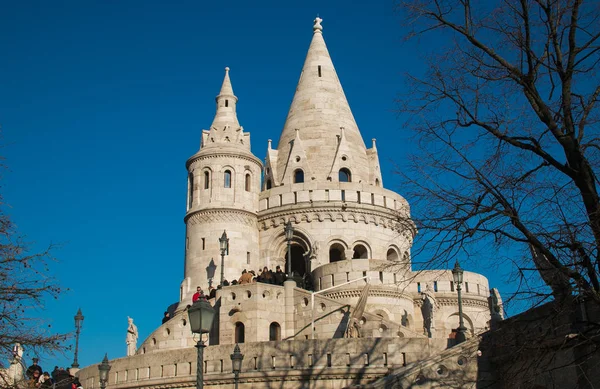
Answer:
top-left (224, 170), bottom-right (232, 188)
top-left (204, 171), bottom-right (210, 189)
top-left (339, 168), bottom-right (351, 182)
top-left (266, 179), bottom-right (272, 190)
top-left (294, 169), bottom-right (304, 183)
top-left (245, 173), bottom-right (251, 192)
top-left (235, 322), bottom-right (245, 343)
top-left (269, 322), bottom-right (281, 341)
top-left (188, 173), bottom-right (194, 209)
top-left (375, 178), bottom-right (380, 187)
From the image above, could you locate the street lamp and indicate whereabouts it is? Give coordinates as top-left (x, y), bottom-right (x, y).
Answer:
top-left (98, 354), bottom-right (111, 389)
top-left (284, 221), bottom-right (294, 276)
top-left (188, 299), bottom-right (216, 389)
top-left (72, 308), bottom-right (84, 369)
top-left (230, 343), bottom-right (244, 389)
top-left (451, 260), bottom-right (468, 344)
top-left (219, 230), bottom-right (229, 286)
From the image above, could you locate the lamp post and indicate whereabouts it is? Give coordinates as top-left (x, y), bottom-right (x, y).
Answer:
top-left (98, 354), bottom-right (111, 389)
top-left (219, 230), bottom-right (229, 286)
top-left (230, 344), bottom-right (244, 389)
top-left (188, 299), bottom-right (216, 389)
top-left (72, 308), bottom-right (84, 369)
top-left (451, 260), bottom-right (468, 344)
top-left (284, 221), bottom-right (294, 276)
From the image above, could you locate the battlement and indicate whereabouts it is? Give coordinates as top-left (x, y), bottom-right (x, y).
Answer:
top-left (259, 181), bottom-right (410, 217)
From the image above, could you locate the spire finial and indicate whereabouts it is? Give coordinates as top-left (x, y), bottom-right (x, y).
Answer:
top-left (313, 16), bottom-right (323, 33)
top-left (225, 66), bottom-right (230, 73)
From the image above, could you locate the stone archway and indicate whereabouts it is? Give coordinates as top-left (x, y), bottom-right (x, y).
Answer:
top-left (285, 245), bottom-right (307, 276)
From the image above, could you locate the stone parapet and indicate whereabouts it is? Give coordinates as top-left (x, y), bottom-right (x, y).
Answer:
top-left (77, 338), bottom-right (448, 389)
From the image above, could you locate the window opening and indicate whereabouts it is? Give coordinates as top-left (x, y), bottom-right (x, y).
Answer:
top-left (433, 281), bottom-right (438, 292)
top-left (235, 322), bottom-right (245, 343)
top-left (224, 170), bottom-right (232, 188)
top-left (225, 99), bottom-right (229, 107)
top-left (294, 169), bottom-right (304, 183)
top-left (318, 65), bottom-right (322, 77)
top-left (245, 173), bottom-right (251, 191)
top-left (269, 322), bottom-right (281, 341)
top-left (266, 179), bottom-right (272, 190)
top-left (204, 171), bottom-right (210, 189)
top-left (339, 168), bottom-right (351, 182)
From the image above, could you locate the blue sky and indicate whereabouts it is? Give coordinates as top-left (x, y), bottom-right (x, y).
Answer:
top-left (0, 0), bottom-right (510, 370)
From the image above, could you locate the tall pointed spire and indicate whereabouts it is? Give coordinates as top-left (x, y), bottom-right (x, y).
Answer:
top-left (210, 67), bottom-right (239, 131)
top-left (198, 67), bottom-right (251, 151)
top-left (274, 17), bottom-right (370, 185)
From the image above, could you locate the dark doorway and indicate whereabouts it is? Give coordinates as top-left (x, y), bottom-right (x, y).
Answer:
top-left (285, 245), bottom-right (306, 276)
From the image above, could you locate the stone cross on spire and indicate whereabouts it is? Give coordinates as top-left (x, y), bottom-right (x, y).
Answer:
top-left (313, 16), bottom-right (323, 32)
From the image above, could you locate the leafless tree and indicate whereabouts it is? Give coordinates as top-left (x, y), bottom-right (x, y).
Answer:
top-left (394, 0), bottom-right (600, 307)
top-left (0, 175), bottom-right (67, 373)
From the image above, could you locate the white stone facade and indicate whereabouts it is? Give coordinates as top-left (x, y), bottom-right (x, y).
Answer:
top-left (76, 18), bottom-right (496, 389)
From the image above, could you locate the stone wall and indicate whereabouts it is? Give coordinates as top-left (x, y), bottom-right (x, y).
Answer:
top-left (78, 338), bottom-right (448, 389)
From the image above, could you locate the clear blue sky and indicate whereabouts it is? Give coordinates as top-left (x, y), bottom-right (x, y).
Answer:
top-left (0, 0), bottom-right (508, 370)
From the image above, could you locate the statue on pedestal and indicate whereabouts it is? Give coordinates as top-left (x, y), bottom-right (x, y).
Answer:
top-left (421, 283), bottom-right (437, 338)
top-left (126, 317), bottom-right (138, 356)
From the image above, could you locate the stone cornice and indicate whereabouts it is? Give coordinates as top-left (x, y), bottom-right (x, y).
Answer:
top-left (258, 205), bottom-right (413, 234)
top-left (186, 151), bottom-right (263, 170)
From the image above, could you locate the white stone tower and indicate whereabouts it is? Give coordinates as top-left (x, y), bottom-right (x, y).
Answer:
top-left (179, 68), bottom-right (262, 308)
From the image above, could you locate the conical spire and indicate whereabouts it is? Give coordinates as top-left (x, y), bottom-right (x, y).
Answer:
top-left (274, 17), bottom-right (370, 184)
top-left (218, 66), bottom-right (235, 98)
top-left (198, 68), bottom-right (251, 152)
top-left (210, 67), bottom-right (239, 130)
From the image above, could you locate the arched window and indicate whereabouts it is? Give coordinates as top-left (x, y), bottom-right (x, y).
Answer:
top-left (352, 244), bottom-right (369, 259)
top-left (329, 243), bottom-right (345, 263)
top-left (269, 322), bottom-right (281, 341)
top-left (204, 171), bottom-right (210, 189)
top-left (375, 178), bottom-right (380, 187)
top-left (339, 168), bottom-right (351, 182)
top-left (245, 173), bottom-right (251, 191)
top-left (224, 170), bottom-right (232, 188)
top-left (294, 169), bottom-right (304, 183)
top-left (266, 179), bottom-right (272, 190)
top-left (188, 173), bottom-right (194, 209)
top-left (235, 322), bottom-right (245, 343)
top-left (387, 248), bottom-right (399, 261)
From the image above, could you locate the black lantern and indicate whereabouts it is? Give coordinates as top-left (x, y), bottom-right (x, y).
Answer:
top-left (451, 260), bottom-right (468, 344)
top-left (98, 354), bottom-right (111, 389)
top-left (188, 299), bottom-right (216, 389)
top-left (72, 308), bottom-right (84, 368)
top-left (230, 343), bottom-right (244, 389)
top-left (188, 300), bottom-right (216, 335)
top-left (452, 261), bottom-right (464, 284)
top-left (219, 230), bottom-right (229, 286)
top-left (284, 221), bottom-right (294, 276)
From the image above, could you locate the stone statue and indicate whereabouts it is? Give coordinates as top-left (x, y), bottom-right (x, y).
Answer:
top-left (489, 288), bottom-right (504, 329)
top-left (345, 318), bottom-right (361, 339)
top-left (421, 283), bottom-right (436, 338)
top-left (126, 317), bottom-right (139, 356)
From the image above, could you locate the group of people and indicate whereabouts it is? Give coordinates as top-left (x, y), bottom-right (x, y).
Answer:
top-left (229, 265), bottom-right (287, 286)
top-left (187, 265), bottom-right (314, 306)
top-left (26, 359), bottom-right (83, 389)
